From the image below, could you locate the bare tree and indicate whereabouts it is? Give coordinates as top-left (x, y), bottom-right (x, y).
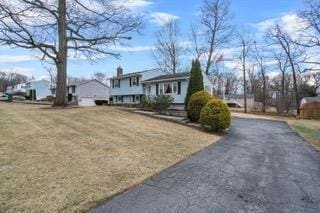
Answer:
top-left (266, 24), bottom-right (302, 115)
top-left (44, 66), bottom-right (57, 87)
top-left (92, 72), bottom-right (107, 83)
top-left (238, 31), bottom-right (252, 113)
top-left (0, 0), bottom-right (142, 106)
top-left (200, 0), bottom-right (234, 74)
top-left (152, 19), bottom-right (183, 74)
top-left (252, 42), bottom-right (268, 112)
top-left (190, 24), bottom-right (206, 60)
top-left (271, 48), bottom-right (289, 113)
top-left (297, 0), bottom-right (320, 63)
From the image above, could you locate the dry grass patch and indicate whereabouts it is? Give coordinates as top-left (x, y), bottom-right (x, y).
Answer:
top-left (287, 119), bottom-right (320, 150)
top-left (0, 103), bottom-right (220, 212)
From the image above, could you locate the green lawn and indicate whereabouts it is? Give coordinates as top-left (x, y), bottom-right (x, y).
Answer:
top-left (288, 119), bottom-right (320, 150)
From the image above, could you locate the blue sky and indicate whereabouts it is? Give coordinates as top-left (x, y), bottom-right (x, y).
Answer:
top-left (0, 0), bottom-right (304, 80)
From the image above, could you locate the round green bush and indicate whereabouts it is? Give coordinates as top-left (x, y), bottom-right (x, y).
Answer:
top-left (199, 99), bottom-right (231, 131)
top-left (187, 91), bottom-right (212, 121)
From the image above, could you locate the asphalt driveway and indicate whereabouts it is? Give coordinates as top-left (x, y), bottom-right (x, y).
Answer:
top-left (93, 118), bottom-right (320, 213)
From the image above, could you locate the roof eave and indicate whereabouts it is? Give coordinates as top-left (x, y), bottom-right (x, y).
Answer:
top-left (142, 76), bottom-right (189, 84)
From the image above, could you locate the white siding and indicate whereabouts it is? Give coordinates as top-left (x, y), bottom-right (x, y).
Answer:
top-left (76, 80), bottom-right (109, 100)
top-left (145, 79), bottom-right (188, 104)
top-left (26, 80), bottom-right (51, 100)
top-left (110, 69), bottom-right (167, 97)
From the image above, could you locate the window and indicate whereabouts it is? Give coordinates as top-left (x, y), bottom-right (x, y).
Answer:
top-left (114, 80), bottom-right (120, 88)
top-left (164, 83), bottom-right (172, 94)
top-left (148, 85), bottom-right (151, 94)
top-left (72, 86), bottom-right (75, 93)
top-left (132, 95), bottom-right (135, 102)
top-left (159, 83), bottom-right (164, 95)
top-left (136, 95), bottom-right (140, 102)
top-left (173, 82), bottom-right (178, 94)
top-left (132, 77), bottom-right (137, 86)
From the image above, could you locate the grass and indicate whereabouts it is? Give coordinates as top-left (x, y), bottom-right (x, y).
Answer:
top-left (231, 111), bottom-right (320, 150)
top-left (0, 102), bottom-right (220, 212)
top-left (287, 119), bottom-right (320, 150)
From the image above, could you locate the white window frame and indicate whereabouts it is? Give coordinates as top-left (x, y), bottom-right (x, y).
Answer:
top-left (132, 77), bottom-right (137, 86)
top-left (158, 82), bottom-right (179, 95)
top-left (114, 80), bottom-right (119, 88)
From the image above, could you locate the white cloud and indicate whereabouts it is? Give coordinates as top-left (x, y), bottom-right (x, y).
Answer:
top-left (109, 45), bottom-right (155, 52)
top-left (0, 54), bottom-right (38, 63)
top-left (149, 12), bottom-right (179, 26)
top-left (123, 0), bottom-right (153, 10)
top-left (253, 13), bottom-right (307, 38)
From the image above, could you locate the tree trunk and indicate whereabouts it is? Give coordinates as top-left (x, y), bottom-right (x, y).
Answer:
top-left (292, 68), bottom-right (300, 115)
top-left (243, 61), bottom-right (247, 113)
top-left (262, 72), bottom-right (266, 113)
top-left (54, 0), bottom-right (68, 106)
top-left (280, 71), bottom-right (285, 113)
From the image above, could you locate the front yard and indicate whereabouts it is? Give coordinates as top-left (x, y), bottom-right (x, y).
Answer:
top-left (0, 103), bottom-right (220, 212)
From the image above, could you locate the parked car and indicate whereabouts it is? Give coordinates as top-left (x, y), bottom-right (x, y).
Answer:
top-left (226, 102), bottom-right (242, 108)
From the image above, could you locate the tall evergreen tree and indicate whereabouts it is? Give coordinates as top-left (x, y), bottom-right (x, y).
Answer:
top-left (185, 59), bottom-right (204, 108)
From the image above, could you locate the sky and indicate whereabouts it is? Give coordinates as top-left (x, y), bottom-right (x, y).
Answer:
top-left (0, 0), bottom-right (305, 80)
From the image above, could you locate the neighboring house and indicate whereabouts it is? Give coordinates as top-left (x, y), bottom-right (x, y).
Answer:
top-left (13, 83), bottom-right (27, 93)
top-left (110, 67), bottom-right (168, 104)
top-left (68, 79), bottom-right (109, 106)
top-left (5, 83), bottom-right (27, 95)
top-left (141, 72), bottom-right (214, 105)
top-left (51, 79), bottom-right (110, 106)
top-left (25, 80), bottom-right (51, 100)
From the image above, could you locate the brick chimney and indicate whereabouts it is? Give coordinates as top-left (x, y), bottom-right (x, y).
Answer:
top-left (117, 66), bottom-right (123, 77)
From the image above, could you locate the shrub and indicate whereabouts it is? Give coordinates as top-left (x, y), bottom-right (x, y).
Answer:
top-left (151, 95), bottom-right (174, 110)
top-left (187, 91), bottom-right (212, 121)
top-left (141, 95), bottom-right (152, 109)
top-left (199, 99), bottom-right (231, 132)
top-left (185, 59), bottom-right (204, 109)
top-left (95, 100), bottom-right (108, 105)
top-left (46, 95), bottom-right (55, 102)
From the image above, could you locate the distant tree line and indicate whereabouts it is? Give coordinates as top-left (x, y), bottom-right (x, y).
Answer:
top-left (0, 72), bottom-right (28, 92)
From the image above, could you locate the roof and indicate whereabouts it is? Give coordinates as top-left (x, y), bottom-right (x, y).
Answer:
top-left (52, 79), bottom-right (109, 89)
top-left (142, 72), bottom-right (190, 83)
top-left (75, 79), bottom-right (109, 88)
top-left (110, 68), bottom-right (161, 80)
top-left (301, 96), bottom-right (320, 102)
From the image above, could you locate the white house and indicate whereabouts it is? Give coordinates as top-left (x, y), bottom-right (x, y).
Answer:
top-left (110, 67), bottom-right (168, 104)
top-left (110, 67), bottom-right (215, 106)
top-left (67, 79), bottom-right (109, 106)
top-left (25, 80), bottom-right (51, 100)
top-left (5, 83), bottom-right (26, 95)
top-left (141, 72), bottom-right (214, 106)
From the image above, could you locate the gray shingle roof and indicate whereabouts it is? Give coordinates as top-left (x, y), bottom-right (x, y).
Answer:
top-left (110, 68), bottom-right (161, 79)
top-left (142, 72), bottom-right (190, 83)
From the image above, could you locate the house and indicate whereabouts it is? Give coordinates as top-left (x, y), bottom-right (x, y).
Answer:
top-left (25, 80), bottom-right (51, 100)
top-left (141, 72), bottom-right (214, 106)
top-left (110, 67), bottom-right (215, 106)
top-left (110, 67), bottom-right (168, 104)
top-left (300, 96), bottom-right (320, 119)
top-left (13, 83), bottom-right (27, 93)
top-left (67, 79), bottom-right (109, 106)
